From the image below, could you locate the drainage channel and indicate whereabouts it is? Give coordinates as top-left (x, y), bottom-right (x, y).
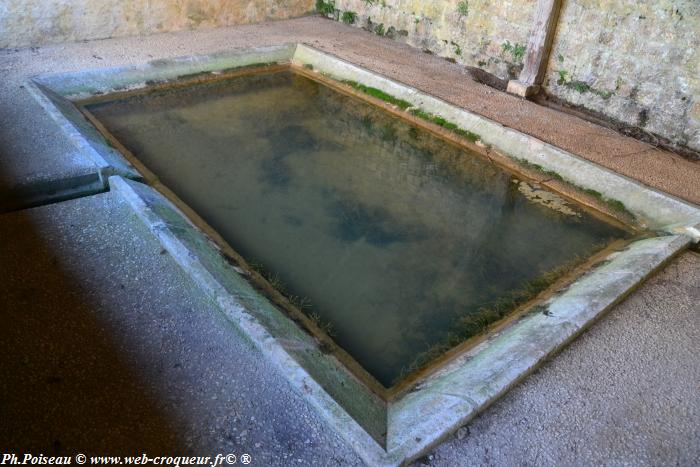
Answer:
top-left (0, 172), bottom-right (108, 213)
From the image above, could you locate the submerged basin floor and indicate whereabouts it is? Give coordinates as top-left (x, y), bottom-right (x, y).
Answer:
top-left (86, 70), bottom-right (628, 387)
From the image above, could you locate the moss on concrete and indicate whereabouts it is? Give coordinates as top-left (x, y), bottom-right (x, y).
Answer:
top-left (340, 79), bottom-right (482, 143)
top-left (408, 108), bottom-right (481, 142)
top-left (341, 80), bottom-right (412, 109)
top-left (336, 74), bottom-right (634, 223)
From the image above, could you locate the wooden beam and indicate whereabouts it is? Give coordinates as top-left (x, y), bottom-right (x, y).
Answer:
top-left (507, 0), bottom-right (563, 97)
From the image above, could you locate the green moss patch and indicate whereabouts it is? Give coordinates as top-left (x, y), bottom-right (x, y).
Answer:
top-left (341, 11), bottom-right (357, 24)
top-left (316, 0), bottom-right (335, 15)
top-left (340, 80), bottom-right (482, 144)
top-left (409, 108), bottom-right (481, 142)
top-left (341, 80), bottom-right (412, 110)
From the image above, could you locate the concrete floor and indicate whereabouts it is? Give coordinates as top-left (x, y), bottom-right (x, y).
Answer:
top-left (1, 16), bottom-right (699, 466)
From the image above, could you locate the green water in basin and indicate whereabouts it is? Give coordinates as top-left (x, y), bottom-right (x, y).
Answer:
top-left (87, 70), bottom-right (629, 387)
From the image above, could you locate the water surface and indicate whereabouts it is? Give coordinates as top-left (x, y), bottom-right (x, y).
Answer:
top-left (88, 71), bottom-right (628, 387)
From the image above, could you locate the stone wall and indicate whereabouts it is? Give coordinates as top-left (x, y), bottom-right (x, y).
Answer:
top-left (546, 0), bottom-right (699, 153)
top-left (0, 0), bottom-right (315, 49)
top-left (328, 0), bottom-right (700, 154)
top-left (332, 0), bottom-right (537, 81)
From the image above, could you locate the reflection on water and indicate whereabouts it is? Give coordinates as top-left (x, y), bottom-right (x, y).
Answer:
top-left (88, 71), bottom-right (629, 387)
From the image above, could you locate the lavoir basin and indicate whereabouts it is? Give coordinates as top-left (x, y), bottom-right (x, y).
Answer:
top-left (85, 69), bottom-right (629, 388)
top-left (29, 44), bottom-right (700, 466)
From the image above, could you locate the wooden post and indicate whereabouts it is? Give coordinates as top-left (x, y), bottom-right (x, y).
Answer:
top-left (507, 0), bottom-right (563, 97)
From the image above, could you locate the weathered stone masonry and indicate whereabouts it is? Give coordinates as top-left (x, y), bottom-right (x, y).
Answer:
top-left (330, 0), bottom-right (700, 155)
top-left (548, 1), bottom-right (699, 154)
top-left (333, 0), bottom-right (537, 83)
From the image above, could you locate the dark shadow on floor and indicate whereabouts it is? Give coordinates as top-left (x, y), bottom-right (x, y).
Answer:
top-left (0, 209), bottom-right (184, 455)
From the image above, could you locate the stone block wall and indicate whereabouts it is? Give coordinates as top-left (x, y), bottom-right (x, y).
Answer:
top-left (328, 0), bottom-right (700, 154)
top-left (0, 0), bottom-right (315, 48)
top-left (333, 0), bottom-right (537, 81)
top-left (546, 0), bottom-right (699, 153)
